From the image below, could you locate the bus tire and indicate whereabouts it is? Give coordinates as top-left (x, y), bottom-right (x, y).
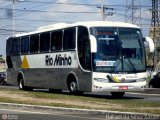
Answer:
top-left (111, 92), bottom-right (125, 98)
top-left (18, 76), bottom-right (33, 91)
top-left (18, 78), bottom-right (25, 90)
top-left (67, 78), bottom-right (78, 94)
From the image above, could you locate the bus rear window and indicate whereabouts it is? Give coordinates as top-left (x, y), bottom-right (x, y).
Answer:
top-left (12, 37), bottom-right (20, 55)
top-left (6, 38), bottom-right (13, 56)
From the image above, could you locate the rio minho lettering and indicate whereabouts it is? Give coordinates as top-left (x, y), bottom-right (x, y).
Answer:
top-left (45, 54), bottom-right (72, 66)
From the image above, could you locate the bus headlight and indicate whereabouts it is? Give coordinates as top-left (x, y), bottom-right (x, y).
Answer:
top-left (94, 78), bottom-right (109, 83)
top-left (136, 78), bottom-right (146, 82)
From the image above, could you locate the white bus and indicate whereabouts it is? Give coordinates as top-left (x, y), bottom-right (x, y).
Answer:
top-left (6, 21), bottom-right (154, 97)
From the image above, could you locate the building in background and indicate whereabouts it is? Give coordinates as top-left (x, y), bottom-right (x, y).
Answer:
top-left (0, 55), bottom-right (6, 84)
top-left (0, 55), bottom-right (6, 72)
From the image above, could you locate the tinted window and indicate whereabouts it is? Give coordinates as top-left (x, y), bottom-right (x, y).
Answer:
top-left (51, 31), bottom-right (62, 51)
top-left (21, 36), bottom-right (29, 54)
top-left (6, 37), bottom-right (13, 56)
top-left (78, 26), bottom-right (91, 70)
top-left (40, 32), bottom-right (50, 52)
top-left (63, 28), bottom-right (76, 50)
top-left (91, 27), bottom-right (119, 57)
top-left (12, 37), bottom-right (20, 55)
top-left (30, 34), bottom-right (39, 53)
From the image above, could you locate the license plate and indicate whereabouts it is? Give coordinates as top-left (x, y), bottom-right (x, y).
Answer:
top-left (119, 86), bottom-right (128, 90)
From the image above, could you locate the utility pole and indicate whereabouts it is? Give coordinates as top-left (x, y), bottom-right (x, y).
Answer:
top-left (101, 0), bottom-right (105, 21)
top-left (97, 0), bottom-right (114, 21)
top-left (12, 0), bottom-right (15, 35)
top-left (149, 0), bottom-right (160, 69)
top-left (11, 0), bottom-right (26, 35)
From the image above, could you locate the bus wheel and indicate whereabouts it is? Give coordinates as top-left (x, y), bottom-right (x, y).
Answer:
top-left (111, 92), bottom-right (125, 98)
top-left (18, 78), bottom-right (33, 91)
top-left (19, 78), bottom-right (25, 90)
top-left (68, 80), bottom-right (78, 94)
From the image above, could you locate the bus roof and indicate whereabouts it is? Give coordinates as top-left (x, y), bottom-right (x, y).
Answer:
top-left (73, 21), bottom-right (139, 28)
top-left (14, 21), bottom-right (140, 37)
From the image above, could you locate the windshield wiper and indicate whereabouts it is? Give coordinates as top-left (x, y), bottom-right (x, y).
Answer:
top-left (110, 57), bottom-right (120, 73)
top-left (125, 57), bottom-right (137, 73)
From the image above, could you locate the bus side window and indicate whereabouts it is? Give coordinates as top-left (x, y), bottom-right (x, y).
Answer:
top-left (51, 31), bottom-right (62, 51)
top-left (30, 34), bottom-right (39, 54)
top-left (63, 27), bottom-right (76, 50)
top-left (12, 37), bottom-right (20, 56)
top-left (40, 32), bottom-right (50, 53)
top-left (6, 38), bottom-right (13, 56)
top-left (78, 26), bottom-right (91, 71)
top-left (21, 36), bottom-right (29, 54)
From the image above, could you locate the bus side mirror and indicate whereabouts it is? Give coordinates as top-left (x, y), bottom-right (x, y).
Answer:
top-left (90, 35), bottom-right (97, 53)
top-left (143, 36), bottom-right (155, 53)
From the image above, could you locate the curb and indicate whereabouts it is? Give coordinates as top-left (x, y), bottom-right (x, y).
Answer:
top-left (126, 88), bottom-right (160, 96)
top-left (0, 102), bottom-right (160, 117)
top-left (144, 88), bottom-right (160, 94)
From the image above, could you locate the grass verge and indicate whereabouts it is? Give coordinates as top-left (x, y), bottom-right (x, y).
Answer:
top-left (0, 88), bottom-right (159, 114)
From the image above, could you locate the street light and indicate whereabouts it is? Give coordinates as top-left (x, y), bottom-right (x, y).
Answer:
top-left (11, 0), bottom-right (26, 35)
top-left (12, 0), bottom-right (15, 35)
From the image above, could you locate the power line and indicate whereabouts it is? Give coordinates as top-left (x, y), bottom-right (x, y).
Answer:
top-left (0, 17), bottom-right (72, 23)
top-left (0, 0), bottom-right (153, 36)
top-left (0, 7), bottom-right (99, 13)
top-left (11, 0), bottom-right (155, 8)
top-left (13, 0), bottom-right (67, 18)
top-left (0, 1), bottom-right (154, 8)
top-left (0, 28), bottom-right (28, 32)
top-left (16, 1), bottom-right (100, 6)
top-left (0, 12), bottom-right (151, 23)
top-left (0, 1), bottom-right (8, 5)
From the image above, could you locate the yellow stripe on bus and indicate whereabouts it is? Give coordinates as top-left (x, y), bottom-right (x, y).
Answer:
top-left (112, 76), bottom-right (121, 83)
top-left (21, 55), bottom-right (29, 69)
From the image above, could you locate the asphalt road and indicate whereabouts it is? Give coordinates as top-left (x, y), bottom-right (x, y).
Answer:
top-left (0, 105), bottom-right (159, 120)
top-left (0, 108), bottom-right (106, 120)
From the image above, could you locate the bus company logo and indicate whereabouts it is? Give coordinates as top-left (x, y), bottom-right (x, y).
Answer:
top-left (45, 54), bottom-right (72, 66)
top-left (2, 114), bottom-right (8, 120)
top-left (1, 114), bottom-right (18, 120)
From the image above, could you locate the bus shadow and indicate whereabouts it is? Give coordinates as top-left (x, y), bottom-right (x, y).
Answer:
top-left (82, 93), bottom-right (144, 100)
top-left (33, 89), bottom-right (144, 100)
top-left (38, 89), bottom-right (144, 100)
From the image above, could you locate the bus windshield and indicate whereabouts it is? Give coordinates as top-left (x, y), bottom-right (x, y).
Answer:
top-left (90, 27), bottom-right (146, 73)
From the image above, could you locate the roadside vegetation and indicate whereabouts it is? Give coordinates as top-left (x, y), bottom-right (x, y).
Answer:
top-left (0, 88), bottom-right (159, 114)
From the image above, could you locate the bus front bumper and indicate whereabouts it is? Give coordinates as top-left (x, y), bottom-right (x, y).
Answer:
top-left (92, 81), bottom-right (147, 92)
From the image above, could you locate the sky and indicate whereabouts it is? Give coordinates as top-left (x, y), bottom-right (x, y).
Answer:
top-left (0, 0), bottom-right (152, 55)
